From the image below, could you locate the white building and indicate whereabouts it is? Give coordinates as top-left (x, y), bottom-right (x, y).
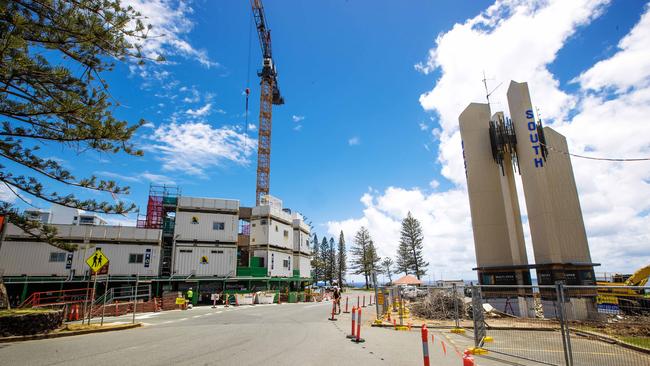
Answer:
top-left (171, 196), bottom-right (239, 277)
top-left (292, 214), bottom-right (311, 278)
top-left (250, 196), bottom-right (300, 277)
top-left (0, 223), bottom-right (161, 277)
top-left (24, 205), bottom-right (107, 226)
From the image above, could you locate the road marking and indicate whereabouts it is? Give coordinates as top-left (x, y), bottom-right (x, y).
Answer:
top-left (179, 318), bottom-right (188, 321)
top-left (192, 315), bottom-right (201, 318)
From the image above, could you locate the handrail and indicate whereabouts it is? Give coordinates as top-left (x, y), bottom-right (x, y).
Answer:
top-left (20, 287), bottom-right (92, 308)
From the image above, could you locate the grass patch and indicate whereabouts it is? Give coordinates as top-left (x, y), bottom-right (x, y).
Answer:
top-left (0, 308), bottom-right (57, 317)
top-left (621, 337), bottom-right (650, 350)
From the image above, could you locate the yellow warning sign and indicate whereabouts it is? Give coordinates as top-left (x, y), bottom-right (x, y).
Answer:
top-left (175, 297), bottom-right (186, 305)
top-left (86, 249), bottom-right (109, 273)
top-left (200, 256), bottom-right (209, 264)
top-left (377, 292), bottom-right (384, 305)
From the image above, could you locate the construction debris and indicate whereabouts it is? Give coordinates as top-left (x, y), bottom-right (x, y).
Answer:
top-left (410, 290), bottom-right (469, 320)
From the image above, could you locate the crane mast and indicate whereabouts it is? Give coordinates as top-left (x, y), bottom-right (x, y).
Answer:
top-left (251, 0), bottom-right (284, 206)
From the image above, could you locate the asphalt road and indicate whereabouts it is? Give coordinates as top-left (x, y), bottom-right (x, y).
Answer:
top-left (0, 294), bottom-right (470, 366)
top-left (2, 294), bottom-right (646, 366)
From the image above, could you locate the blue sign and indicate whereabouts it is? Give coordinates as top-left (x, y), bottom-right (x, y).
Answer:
top-left (525, 109), bottom-right (544, 168)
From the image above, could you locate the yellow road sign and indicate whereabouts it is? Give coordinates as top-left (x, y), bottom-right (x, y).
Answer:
top-left (86, 249), bottom-right (109, 273)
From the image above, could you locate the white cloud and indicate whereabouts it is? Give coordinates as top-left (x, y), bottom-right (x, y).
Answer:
top-left (247, 123), bottom-right (257, 132)
top-left (419, 122), bottom-right (429, 131)
top-left (416, 0), bottom-right (608, 186)
top-left (330, 0), bottom-right (650, 279)
top-left (428, 180), bottom-right (440, 190)
top-left (348, 137), bottom-right (360, 146)
top-left (186, 103), bottom-right (212, 117)
top-left (146, 122), bottom-right (256, 176)
top-left (142, 122), bottom-right (156, 129)
top-left (328, 187), bottom-right (474, 280)
top-left (123, 0), bottom-right (218, 68)
top-left (292, 115), bottom-right (305, 123)
top-left (293, 125), bottom-right (303, 131)
top-left (96, 171), bottom-right (176, 185)
top-left (0, 183), bottom-right (16, 203)
top-left (575, 4), bottom-right (650, 92)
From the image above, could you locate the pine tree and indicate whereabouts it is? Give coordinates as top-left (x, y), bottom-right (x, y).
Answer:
top-left (366, 239), bottom-right (381, 287)
top-left (0, 0), bottom-right (158, 251)
top-left (399, 212), bottom-right (429, 279)
top-left (320, 236), bottom-right (330, 284)
top-left (311, 234), bottom-right (320, 282)
top-left (396, 240), bottom-right (411, 276)
top-left (350, 227), bottom-right (378, 289)
top-left (328, 237), bottom-right (336, 285)
top-left (381, 257), bottom-right (394, 285)
top-left (337, 231), bottom-right (347, 287)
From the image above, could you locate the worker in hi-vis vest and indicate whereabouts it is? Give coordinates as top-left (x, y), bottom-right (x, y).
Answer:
top-left (186, 288), bottom-right (193, 308)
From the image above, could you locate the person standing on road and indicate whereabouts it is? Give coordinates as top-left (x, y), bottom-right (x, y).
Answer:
top-left (333, 287), bottom-right (341, 314)
top-left (186, 288), bottom-right (193, 308)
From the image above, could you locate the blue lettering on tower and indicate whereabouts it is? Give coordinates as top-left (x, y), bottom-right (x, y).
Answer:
top-left (525, 109), bottom-right (543, 168)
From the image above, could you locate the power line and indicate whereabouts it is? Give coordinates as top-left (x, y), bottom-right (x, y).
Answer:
top-left (541, 142), bottom-right (650, 162)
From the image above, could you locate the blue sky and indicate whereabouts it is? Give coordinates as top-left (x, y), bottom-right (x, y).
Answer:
top-left (4, 0), bottom-right (650, 281)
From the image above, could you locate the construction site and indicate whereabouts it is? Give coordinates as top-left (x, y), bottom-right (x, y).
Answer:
top-left (0, 1), bottom-right (649, 366)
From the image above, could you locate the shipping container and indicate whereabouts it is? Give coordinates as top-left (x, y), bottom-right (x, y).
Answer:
top-left (0, 241), bottom-right (160, 277)
top-left (293, 254), bottom-right (311, 278)
top-left (173, 245), bottom-right (236, 277)
top-left (253, 249), bottom-right (293, 277)
top-left (292, 218), bottom-right (311, 254)
top-left (174, 211), bottom-right (238, 243)
top-left (177, 197), bottom-right (239, 212)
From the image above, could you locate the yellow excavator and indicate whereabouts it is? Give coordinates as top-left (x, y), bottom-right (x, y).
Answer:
top-left (596, 265), bottom-right (650, 314)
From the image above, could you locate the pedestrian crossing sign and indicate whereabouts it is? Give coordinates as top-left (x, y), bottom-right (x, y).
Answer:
top-left (86, 249), bottom-right (109, 273)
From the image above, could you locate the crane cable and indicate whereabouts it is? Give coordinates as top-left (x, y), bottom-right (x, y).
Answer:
top-left (244, 8), bottom-right (253, 151)
top-left (540, 142), bottom-right (650, 162)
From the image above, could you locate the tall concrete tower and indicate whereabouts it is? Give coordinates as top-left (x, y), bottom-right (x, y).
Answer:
top-left (459, 103), bottom-right (533, 316)
top-left (507, 81), bottom-right (597, 318)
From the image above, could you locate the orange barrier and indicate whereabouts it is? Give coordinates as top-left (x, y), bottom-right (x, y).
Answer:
top-left (463, 350), bottom-right (475, 366)
top-left (351, 307), bottom-right (365, 343)
top-left (329, 300), bottom-right (337, 321)
top-left (421, 324), bottom-right (430, 366)
top-left (347, 306), bottom-right (357, 339)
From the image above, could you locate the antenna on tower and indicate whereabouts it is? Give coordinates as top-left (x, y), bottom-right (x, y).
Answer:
top-left (482, 71), bottom-right (503, 111)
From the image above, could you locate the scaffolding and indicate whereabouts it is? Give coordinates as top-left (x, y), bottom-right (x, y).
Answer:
top-left (137, 185), bottom-right (180, 277)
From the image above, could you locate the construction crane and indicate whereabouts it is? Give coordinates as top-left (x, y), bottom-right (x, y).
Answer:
top-left (251, 0), bottom-right (284, 205)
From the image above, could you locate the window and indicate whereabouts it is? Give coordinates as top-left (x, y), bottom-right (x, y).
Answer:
top-left (211, 250), bottom-right (224, 254)
top-left (260, 219), bottom-right (268, 225)
top-left (49, 252), bottom-right (66, 262)
top-left (213, 222), bottom-right (225, 230)
top-left (283, 259), bottom-right (289, 268)
top-left (275, 225), bottom-right (278, 232)
top-left (283, 230), bottom-right (289, 237)
top-left (180, 249), bottom-right (193, 253)
top-left (129, 254), bottom-right (144, 263)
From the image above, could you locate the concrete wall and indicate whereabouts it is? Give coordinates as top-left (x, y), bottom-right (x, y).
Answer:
top-left (458, 103), bottom-right (529, 268)
top-left (174, 211), bottom-right (238, 243)
top-left (172, 245), bottom-right (236, 277)
top-left (0, 241), bottom-right (160, 277)
top-left (507, 81), bottom-right (591, 265)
